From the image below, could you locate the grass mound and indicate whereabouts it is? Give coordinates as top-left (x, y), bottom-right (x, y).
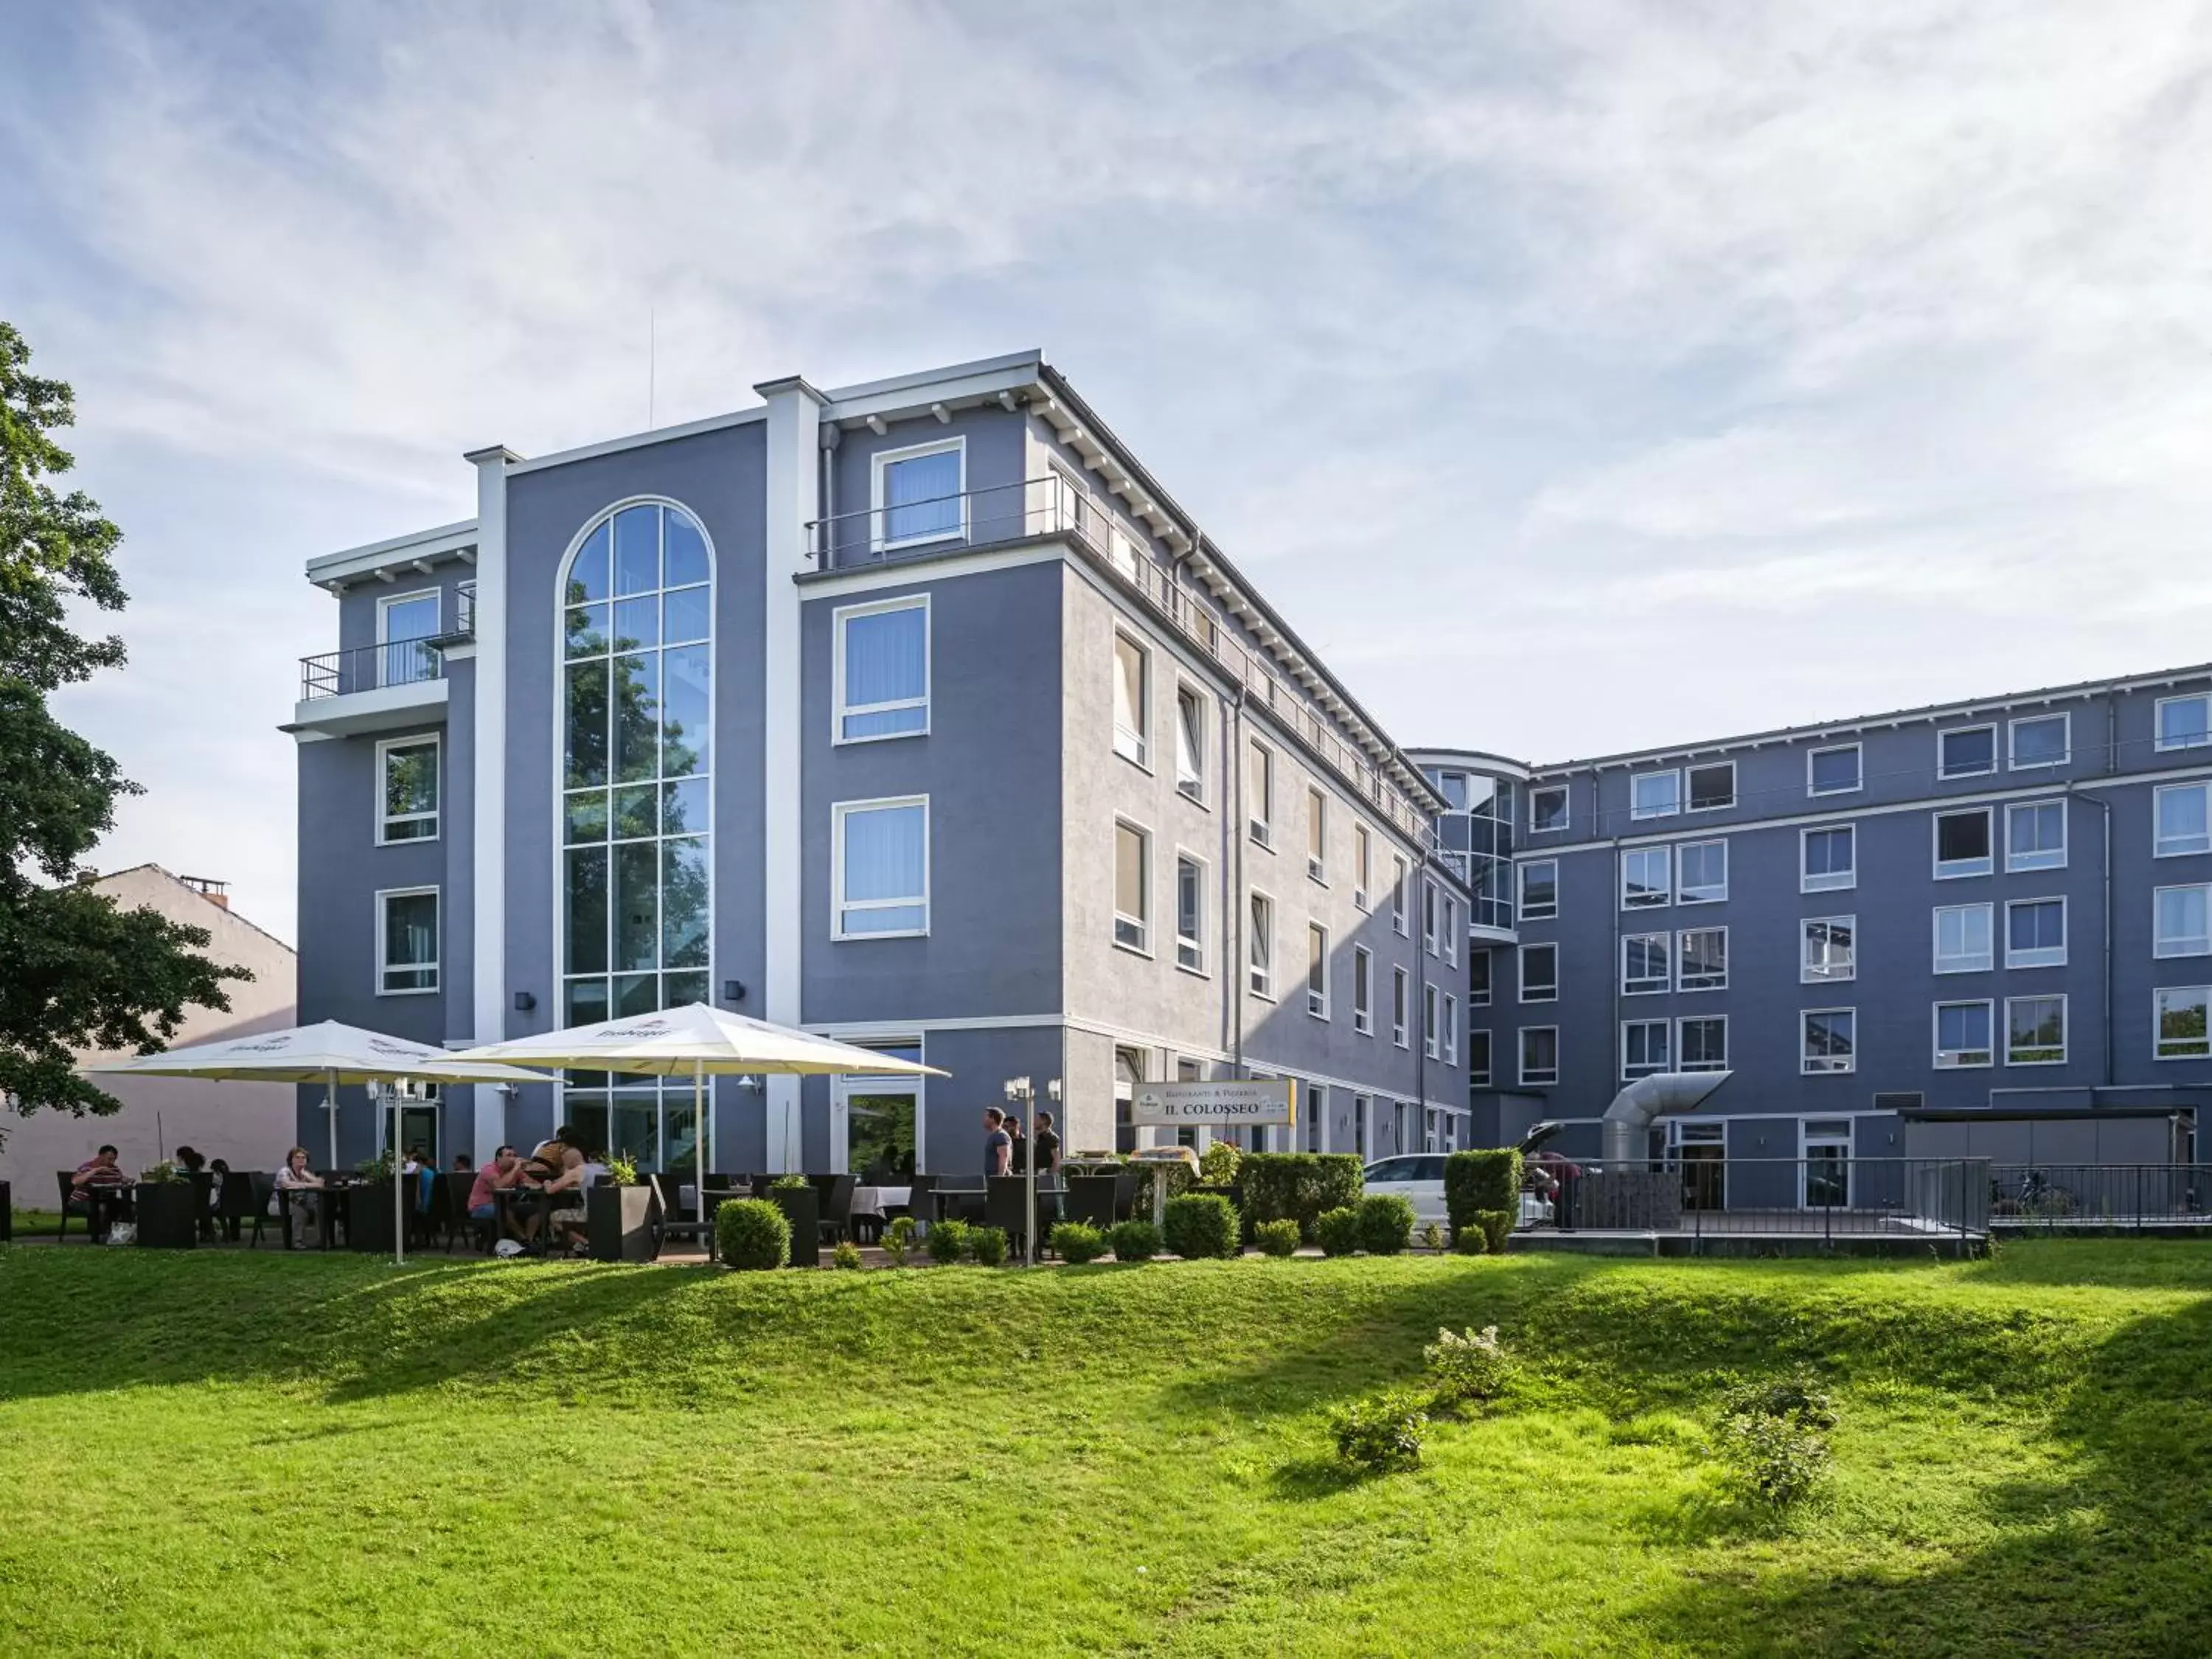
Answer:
top-left (1, 1242), bottom-right (2207, 1655)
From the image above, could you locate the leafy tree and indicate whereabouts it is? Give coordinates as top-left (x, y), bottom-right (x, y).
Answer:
top-left (0, 319), bottom-right (246, 1137)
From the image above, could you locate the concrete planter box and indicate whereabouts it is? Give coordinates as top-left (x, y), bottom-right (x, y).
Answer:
top-left (133, 1182), bottom-right (198, 1250)
top-left (768, 1189), bottom-right (819, 1267)
top-left (346, 1185), bottom-right (399, 1253)
top-left (587, 1184), bottom-right (661, 1262)
top-left (1, 1179), bottom-right (11, 1243)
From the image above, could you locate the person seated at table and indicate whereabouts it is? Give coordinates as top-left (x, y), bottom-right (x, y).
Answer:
top-left (272, 1147), bottom-right (326, 1247)
top-left (209, 1158), bottom-right (241, 1242)
top-left (452, 1152), bottom-right (474, 1175)
top-left (467, 1145), bottom-right (528, 1238)
top-left (541, 1141), bottom-right (592, 1255)
top-left (70, 1145), bottom-right (133, 1241)
top-left (524, 1126), bottom-right (578, 1184)
top-left (173, 1146), bottom-right (217, 1241)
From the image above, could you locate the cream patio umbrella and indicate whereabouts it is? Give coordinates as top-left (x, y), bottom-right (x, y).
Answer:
top-left (84, 1020), bottom-right (552, 1265)
top-left (451, 1003), bottom-right (945, 1256)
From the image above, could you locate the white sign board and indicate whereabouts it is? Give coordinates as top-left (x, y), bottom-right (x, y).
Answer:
top-left (1129, 1079), bottom-right (1296, 1127)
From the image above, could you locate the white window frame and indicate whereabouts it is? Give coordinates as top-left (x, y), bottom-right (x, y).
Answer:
top-left (1391, 855), bottom-right (1409, 936)
top-left (1392, 965), bottom-right (1410, 1048)
top-left (1111, 629), bottom-right (1151, 769)
top-left (1444, 894), bottom-right (1458, 967)
top-left (831, 594), bottom-right (931, 745)
top-left (1677, 838), bottom-right (1728, 905)
top-left (1248, 888), bottom-right (1276, 1000)
top-left (2005, 993), bottom-right (2067, 1066)
top-left (2154, 985), bottom-right (2211, 1060)
top-left (869, 435), bottom-right (967, 552)
top-left (375, 734), bottom-right (440, 845)
top-left (1801, 824), bottom-right (1857, 894)
top-left (2004, 895), bottom-right (2067, 970)
top-left (1686, 760), bottom-right (1736, 813)
top-left (1801, 1006), bottom-right (1857, 1074)
top-left (2008, 712), bottom-right (2070, 771)
top-left (1423, 981), bottom-right (1441, 1060)
top-left (1517, 858), bottom-right (1559, 922)
top-left (1307, 922), bottom-right (1331, 1020)
top-left (1444, 993), bottom-right (1458, 1065)
top-left (1621, 846), bottom-right (1672, 910)
top-left (1621, 1018), bottom-right (1672, 1080)
top-left (375, 588), bottom-right (442, 689)
top-left (1247, 739), bottom-right (1274, 848)
top-left (1630, 768), bottom-right (1682, 821)
top-left (2155, 692), bottom-right (2212, 754)
top-left (2154, 883), bottom-right (2212, 959)
top-left (1933, 807), bottom-right (1994, 880)
top-left (1806, 742), bottom-right (1863, 798)
top-left (1677, 926), bottom-right (1728, 992)
top-left (1677, 1014), bottom-right (1728, 1072)
top-left (2154, 782), bottom-right (2212, 858)
top-left (1801, 916), bottom-right (1857, 984)
top-left (1938, 724), bottom-right (1997, 779)
top-left (1352, 945), bottom-right (1374, 1035)
top-left (1306, 787), bottom-right (1328, 884)
top-left (1174, 849), bottom-right (1208, 975)
top-left (1933, 902), bottom-right (1994, 974)
top-left (1621, 932), bottom-right (1670, 996)
top-left (1933, 999), bottom-right (1994, 1068)
top-left (1519, 942), bottom-right (1559, 1004)
top-left (1352, 823), bottom-right (1372, 911)
top-left (1112, 816), bottom-right (1152, 955)
top-left (375, 885), bottom-right (440, 996)
top-left (831, 796), bottom-right (931, 940)
top-left (1518, 1026), bottom-right (1559, 1087)
top-left (1528, 785), bottom-right (1568, 835)
top-left (1173, 680), bottom-right (1208, 804)
top-left (2005, 799), bottom-right (2067, 872)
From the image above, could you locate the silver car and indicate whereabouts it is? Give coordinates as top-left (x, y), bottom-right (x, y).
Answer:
top-left (1362, 1154), bottom-right (1450, 1226)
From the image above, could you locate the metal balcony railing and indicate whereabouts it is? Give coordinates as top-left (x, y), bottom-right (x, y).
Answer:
top-left (805, 473), bottom-right (1442, 852)
top-left (300, 639), bottom-right (445, 701)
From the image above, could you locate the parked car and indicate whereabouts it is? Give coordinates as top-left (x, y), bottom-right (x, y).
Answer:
top-left (1362, 1154), bottom-right (1448, 1226)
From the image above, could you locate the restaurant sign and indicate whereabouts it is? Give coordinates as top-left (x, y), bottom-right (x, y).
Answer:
top-left (1129, 1079), bottom-right (1295, 1127)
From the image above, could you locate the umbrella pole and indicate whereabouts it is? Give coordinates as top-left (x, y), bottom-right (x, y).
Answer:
top-left (394, 1091), bottom-right (406, 1270)
top-left (695, 1059), bottom-right (709, 1267)
top-left (326, 1069), bottom-right (339, 1170)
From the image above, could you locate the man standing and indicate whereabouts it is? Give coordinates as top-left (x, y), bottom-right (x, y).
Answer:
top-left (1006, 1113), bottom-right (1027, 1175)
top-left (1032, 1112), bottom-right (1062, 1180)
top-left (982, 1108), bottom-right (1011, 1177)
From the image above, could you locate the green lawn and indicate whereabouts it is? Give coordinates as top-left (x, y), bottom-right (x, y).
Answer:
top-left (1, 1241), bottom-right (2207, 1657)
top-left (7, 1209), bottom-right (64, 1239)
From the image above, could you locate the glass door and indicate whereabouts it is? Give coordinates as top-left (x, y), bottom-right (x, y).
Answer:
top-left (1803, 1119), bottom-right (1853, 1208)
top-left (378, 590), bottom-right (442, 686)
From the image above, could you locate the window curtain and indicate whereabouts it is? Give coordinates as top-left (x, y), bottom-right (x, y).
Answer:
top-left (845, 608), bottom-right (927, 737)
top-left (884, 452), bottom-right (961, 543)
top-left (845, 806), bottom-right (925, 903)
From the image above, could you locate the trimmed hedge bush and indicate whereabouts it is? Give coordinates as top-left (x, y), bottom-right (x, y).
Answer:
top-left (1107, 1219), bottom-right (1161, 1262)
top-left (1253, 1217), bottom-right (1301, 1257)
top-left (967, 1225), bottom-right (1007, 1267)
top-left (1241, 1152), bottom-right (1364, 1242)
top-left (714, 1197), bottom-right (790, 1270)
top-left (1453, 1225), bottom-right (1489, 1256)
top-left (926, 1219), bottom-right (972, 1264)
top-left (1355, 1193), bottom-right (1417, 1255)
top-left (1050, 1221), bottom-right (1107, 1264)
top-left (1445, 1150), bottom-right (1520, 1251)
top-left (1475, 1210), bottom-right (1515, 1256)
top-left (1162, 1193), bottom-right (1239, 1259)
top-left (1315, 1206), bottom-right (1361, 1257)
top-left (830, 1239), bottom-right (863, 1270)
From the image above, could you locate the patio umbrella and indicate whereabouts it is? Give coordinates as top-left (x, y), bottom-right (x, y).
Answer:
top-left (84, 1020), bottom-right (551, 1266)
top-left (451, 1003), bottom-right (945, 1256)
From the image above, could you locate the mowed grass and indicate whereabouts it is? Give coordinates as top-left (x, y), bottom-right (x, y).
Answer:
top-left (1, 1242), bottom-right (2208, 1658)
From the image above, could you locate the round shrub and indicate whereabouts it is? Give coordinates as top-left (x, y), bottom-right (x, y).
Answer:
top-left (1050, 1221), bottom-right (1107, 1264)
top-left (1475, 1209), bottom-right (1515, 1255)
top-left (1253, 1217), bottom-right (1302, 1258)
top-left (1452, 1224), bottom-right (1488, 1255)
top-left (1197, 1138), bottom-right (1244, 1186)
top-left (1424, 1324), bottom-right (1511, 1406)
top-left (1162, 1192), bottom-right (1239, 1259)
top-left (1315, 1206), bottom-right (1362, 1257)
top-left (967, 1225), bottom-right (1007, 1267)
top-left (830, 1239), bottom-right (863, 1270)
top-left (715, 1197), bottom-right (791, 1270)
top-left (1417, 1221), bottom-right (1446, 1252)
top-left (1330, 1387), bottom-right (1428, 1475)
top-left (926, 1218), bottom-right (972, 1264)
top-left (882, 1214), bottom-right (919, 1266)
top-left (1107, 1218), bottom-right (1161, 1262)
top-left (1355, 1193), bottom-right (1416, 1256)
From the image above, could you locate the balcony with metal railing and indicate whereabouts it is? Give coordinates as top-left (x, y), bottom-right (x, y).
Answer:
top-left (289, 635), bottom-right (454, 739)
top-left (804, 474), bottom-right (1443, 853)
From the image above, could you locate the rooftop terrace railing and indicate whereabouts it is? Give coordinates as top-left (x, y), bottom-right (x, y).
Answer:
top-left (299, 639), bottom-right (446, 701)
top-left (807, 473), bottom-right (1442, 852)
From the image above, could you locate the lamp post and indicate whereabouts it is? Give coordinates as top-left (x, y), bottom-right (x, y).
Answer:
top-left (1003, 1077), bottom-right (1032, 1265)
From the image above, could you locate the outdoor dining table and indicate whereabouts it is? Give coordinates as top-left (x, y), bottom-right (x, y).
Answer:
top-left (278, 1184), bottom-right (349, 1251)
top-left (849, 1185), bottom-right (910, 1220)
top-left (492, 1186), bottom-right (557, 1255)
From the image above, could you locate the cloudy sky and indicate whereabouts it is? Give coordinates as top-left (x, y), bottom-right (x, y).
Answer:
top-left (6, 1), bottom-right (2211, 942)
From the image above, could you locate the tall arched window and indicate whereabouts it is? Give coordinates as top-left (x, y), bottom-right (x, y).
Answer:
top-left (558, 500), bottom-right (712, 1168)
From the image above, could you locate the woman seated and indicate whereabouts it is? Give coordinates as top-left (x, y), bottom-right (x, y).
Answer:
top-left (272, 1147), bottom-right (326, 1246)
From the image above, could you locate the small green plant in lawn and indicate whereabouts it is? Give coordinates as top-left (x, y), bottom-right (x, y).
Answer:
top-left (1253, 1218), bottom-right (1302, 1258)
top-left (926, 1219), bottom-right (972, 1264)
top-left (1355, 1193), bottom-right (1417, 1255)
top-left (1452, 1224), bottom-right (1488, 1255)
top-left (1424, 1325), bottom-right (1511, 1409)
top-left (770, 1172), bottom-right (811, 1192)
top-left (1330, 1388), bottom-right (1428, 1475)
top-left (1475, 1209), bottom-right (1515, 1255)
top-left (1107, 1219), bottom-right (1161, 1262)
top-left (1162, 1193), bottom-right (1239, 1259)
top-left (1315, 1206), bottom-right (1362, 1257)
top-left (714, 1197), bottom-right (791, 1270)
top-left (967, 1225), bottom-right (1008, 1267)
top-left (1718, 1366), bottom-right (1837, 1431)
top-left (830, 1239), bottom-right (863, 1270)
top-left (1197, 1138), bottom-right (1243, 1186)
top-left (881, 1214), bottom-right (918, 1265)
top-left (1417, 1220), bottom-right (1445, 1251)
top-left (1712, 1365), bottom-right (1837, 1509)
top-left (1049, 1221), bottom-right (1107, 1264)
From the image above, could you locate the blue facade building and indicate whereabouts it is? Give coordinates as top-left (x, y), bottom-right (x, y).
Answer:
top-left (1420, 672), bottom-right (2212, 1189)
top-left (288, 352), bottom-right (1470, 1173)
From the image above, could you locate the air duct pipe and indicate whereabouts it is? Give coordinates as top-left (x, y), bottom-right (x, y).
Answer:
top-left (1599, 1071), bottom-right (1733, 1166)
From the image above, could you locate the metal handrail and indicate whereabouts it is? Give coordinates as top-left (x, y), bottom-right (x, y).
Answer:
top-left (299, 639), bottom-right (445, 701)
top-left (806, 473), bottom-right (1442, 852)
